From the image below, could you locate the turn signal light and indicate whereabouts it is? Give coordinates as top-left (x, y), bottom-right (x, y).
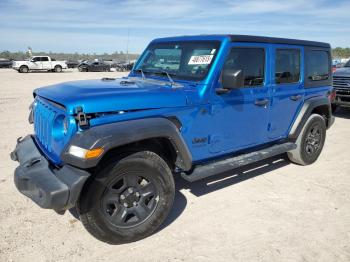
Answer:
top-left (68, 145), bottom-right (104, 159)
top-left (85, 148), bottom-right (104, 159)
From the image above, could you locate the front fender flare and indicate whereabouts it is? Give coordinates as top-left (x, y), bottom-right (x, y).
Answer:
top-left (61, 118), bottom-right (193, 171)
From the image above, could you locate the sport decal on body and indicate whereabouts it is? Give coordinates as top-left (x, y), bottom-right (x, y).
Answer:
top-left (188, 55), bottom-right (214, 65)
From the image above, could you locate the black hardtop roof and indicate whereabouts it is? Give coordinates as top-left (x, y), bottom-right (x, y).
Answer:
top-left (228, 35), bottom-right (330, 48)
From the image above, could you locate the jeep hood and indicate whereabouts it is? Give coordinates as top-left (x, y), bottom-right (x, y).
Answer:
top-left (34, 78), bottom-right (189, 114)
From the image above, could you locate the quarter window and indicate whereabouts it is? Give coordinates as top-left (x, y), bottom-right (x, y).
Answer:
top-left (223, 48), bottom-right (265, 87)
top-left (305, 50), bottom-right (329, 81)
top-left (275, 49), bottom-right (300, 84)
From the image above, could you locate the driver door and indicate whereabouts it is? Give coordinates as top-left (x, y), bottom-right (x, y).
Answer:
top-left (209, 43), bottom-right (271, 154)
top-left (30, 57), bottom-right (42, 70)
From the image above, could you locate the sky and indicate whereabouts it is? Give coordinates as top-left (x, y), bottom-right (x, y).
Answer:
top-left (0, 0), bottom-right (349, 54)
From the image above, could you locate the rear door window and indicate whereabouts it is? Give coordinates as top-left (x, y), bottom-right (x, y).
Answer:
top-left (275, 49), bottom-right (300, 84)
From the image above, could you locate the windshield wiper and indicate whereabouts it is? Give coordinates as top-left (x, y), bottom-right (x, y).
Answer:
top-left (133, 68), bottom-right (146, 79)
top-left (153, 71), bottom-right (176, 85)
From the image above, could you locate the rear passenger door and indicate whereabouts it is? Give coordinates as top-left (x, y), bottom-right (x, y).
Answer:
top-left (41, 57), bottom-right (51, 70)
top-left (269, 46), bottom-right (304, 139)
top-left (91, 62), bottom-right (100, 71)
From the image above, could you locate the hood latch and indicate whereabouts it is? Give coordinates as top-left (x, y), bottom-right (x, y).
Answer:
top-left (74, 106), bottom-right (90, 127)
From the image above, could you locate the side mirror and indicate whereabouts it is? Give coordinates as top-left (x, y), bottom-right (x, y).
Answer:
top-left (217, 69), bottom-right (244, 94)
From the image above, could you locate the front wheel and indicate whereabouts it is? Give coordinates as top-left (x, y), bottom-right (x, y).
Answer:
top-left (77, 151), bottom-right (175, 244)
top-left (19, 66), bottom-right (29, 73)
top-left (288, 114), bottom-right (326, 165)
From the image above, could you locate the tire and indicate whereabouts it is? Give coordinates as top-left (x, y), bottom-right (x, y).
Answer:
top-left (54, 65), bottom-right (62, 73)
top-left (331, 104), bottom-right (338, 113)
top-left (19, 66), bottom-right (29, 73)
top-left (287, 114), bottom-right (326, 165)
top-left (77, 151), bottom-right (175, 244)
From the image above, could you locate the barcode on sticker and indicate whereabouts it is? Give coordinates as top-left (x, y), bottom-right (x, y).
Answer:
top-left (188, 55), bottom-right (214, 65)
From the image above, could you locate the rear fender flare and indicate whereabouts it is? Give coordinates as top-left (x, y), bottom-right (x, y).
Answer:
top-left (289, 96), bottom-right (331, 140)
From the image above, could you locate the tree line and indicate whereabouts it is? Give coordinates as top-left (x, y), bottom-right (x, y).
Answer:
top-left (1, 47), bottom-right (350, 61)
top-left (0, 50), bottom-right (139, 61)
top-left (332, 47), bottom-right (350, 59)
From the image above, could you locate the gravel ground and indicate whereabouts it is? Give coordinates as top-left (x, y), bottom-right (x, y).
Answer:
top-left (0, 69), bottom-right (349, 262)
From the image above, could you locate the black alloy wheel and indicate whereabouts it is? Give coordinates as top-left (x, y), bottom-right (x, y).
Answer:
top-left (101, 171), bottom-right (159, 228)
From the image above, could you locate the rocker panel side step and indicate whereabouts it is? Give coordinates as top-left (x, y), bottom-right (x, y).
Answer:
top-left (181, 142), bottom-right (296, 182)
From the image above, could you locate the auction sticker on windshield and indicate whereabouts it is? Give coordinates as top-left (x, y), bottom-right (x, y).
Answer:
top-left (188, 55), bottom-right (214, 65)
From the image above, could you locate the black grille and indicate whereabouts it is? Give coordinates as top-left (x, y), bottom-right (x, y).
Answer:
top-left (33, 98), bottom-right (57, 152)
top-left (333, 76), bottom-right (350, 89)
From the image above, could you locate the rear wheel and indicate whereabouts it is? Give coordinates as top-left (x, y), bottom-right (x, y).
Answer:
top-left (19, 66), bottom-right (29, 73)
top-left (77, 151), bottom-right (175, 244)
top-left (54, 65), bottom-right (62, 73)
top-left (288, 114), bottom-right (326, 165)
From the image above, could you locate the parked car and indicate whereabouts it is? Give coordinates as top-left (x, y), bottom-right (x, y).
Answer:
top-left (111, 61), bottom-right (134, 71)
top-left (66, 60), bottom-right (79, 69)
top-left (12, 56), bottom-right (67, 73)
top-left (78, 61), bottom-right (110, 72)
top-left (11, 35), bottom-right (334, 244)
top-left (0, 59), bottom-right (13, 68)
top-left (332, 59), bottom-right (350, 111)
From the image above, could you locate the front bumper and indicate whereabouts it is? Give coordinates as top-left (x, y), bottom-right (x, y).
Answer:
top-left (333, 99), bottom-right (350, 107)
top-left (10, 135), bottom-right (90, 211)
top-left (333, 88), bottom-right (350, 107)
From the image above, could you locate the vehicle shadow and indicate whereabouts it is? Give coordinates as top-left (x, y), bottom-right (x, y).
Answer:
top-left (70, 155), bottom-right (290, 232)
top-left (333, 107), bottom-right (350, 120)
top-left (25, 70), bottom-right (74, 73)
top-left (177, 155), bottom-right (290, 197)
top-left (159, 154), bottom-right (290, 230)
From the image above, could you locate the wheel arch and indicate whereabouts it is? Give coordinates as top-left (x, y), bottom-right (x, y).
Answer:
top-left (289, 96), bottom-right (333, 141)
top-left (61, 117), bottom-right (193, 171)
top-left (19, 65), bottom-right (29, 72)
top-left (96, 137), bottom-right (178, 171)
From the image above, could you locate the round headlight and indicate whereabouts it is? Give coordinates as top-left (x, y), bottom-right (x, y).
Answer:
top-left (52, 115), bottom-right (68, 140)
top-left (63, 117), bottom-right (68, 135)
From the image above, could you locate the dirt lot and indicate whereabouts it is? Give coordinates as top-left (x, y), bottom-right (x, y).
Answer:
top-left (0, 68), bottom-right (349, 262)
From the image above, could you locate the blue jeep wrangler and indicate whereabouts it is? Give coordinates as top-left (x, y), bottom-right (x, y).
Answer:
top-left (11, 35), bottom-right (334, 244)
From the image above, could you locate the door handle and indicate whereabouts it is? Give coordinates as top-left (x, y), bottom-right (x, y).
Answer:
top-left (290, 95), bottom-right (302, 101)
top-left (254, 99), bottom-right (269, 107)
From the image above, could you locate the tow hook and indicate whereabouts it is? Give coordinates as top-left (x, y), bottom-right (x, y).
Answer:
top-left (10, 137), bottom-right (23, 161)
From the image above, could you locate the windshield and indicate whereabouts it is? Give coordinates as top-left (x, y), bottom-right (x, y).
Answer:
top-left (344, 60), bottom-right (350, 67)
top-left (134, 41), bottom-right (221, 81)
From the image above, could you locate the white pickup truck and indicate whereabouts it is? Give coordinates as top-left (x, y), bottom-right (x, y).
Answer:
top-left (12, 56), bottom-right (67, 73)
